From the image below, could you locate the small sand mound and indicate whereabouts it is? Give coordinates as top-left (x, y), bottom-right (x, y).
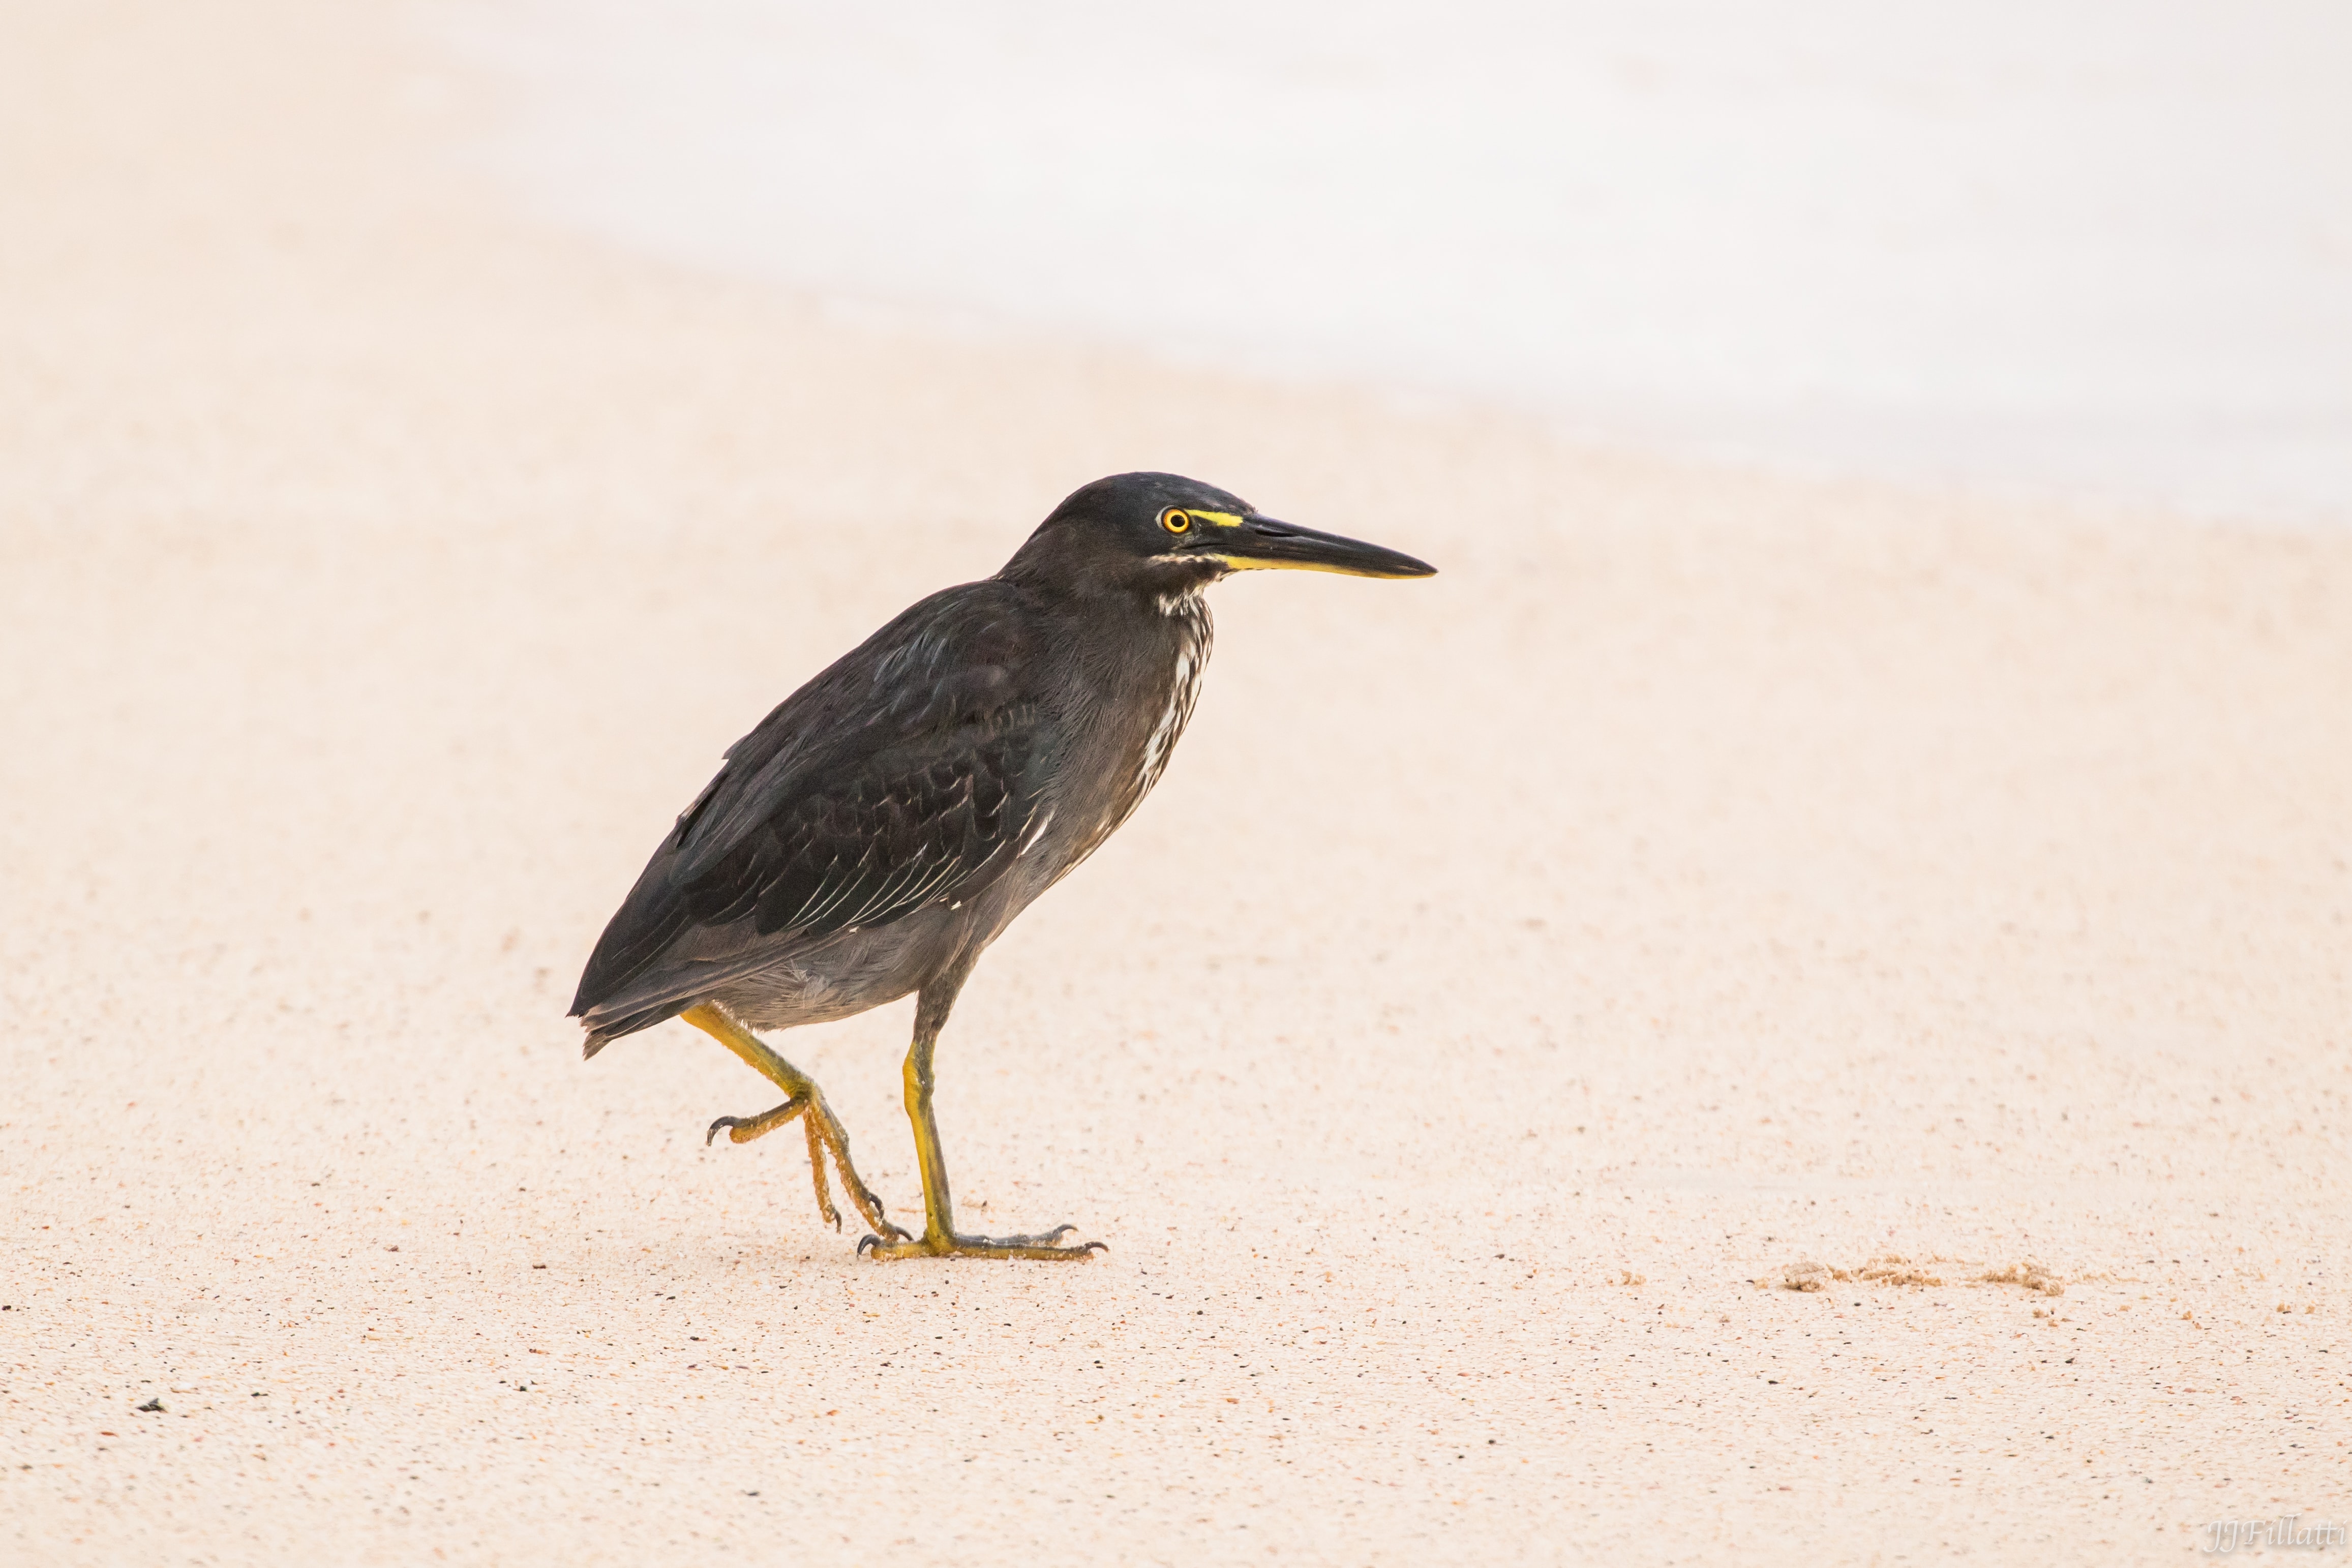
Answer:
top-left (1767, 1255), bottom-right (2076, 1293)
top-left (1981, 1259), bottom-right (2066, 1296)
top-left (1859, 1254), bottom-right (1946, 1288)
top-left (1779, 1260), bottom-right (1833, 1291)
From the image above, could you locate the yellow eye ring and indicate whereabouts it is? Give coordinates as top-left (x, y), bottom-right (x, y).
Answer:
top-left (1161, 508), bottom-right (1192, 534)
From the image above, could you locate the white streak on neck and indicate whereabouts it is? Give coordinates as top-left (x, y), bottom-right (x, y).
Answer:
top-left (1135, 592), bottom-right (1212, 803)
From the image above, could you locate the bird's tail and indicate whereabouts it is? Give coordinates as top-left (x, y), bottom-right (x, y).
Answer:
top-left (574, 995), bottom-right (691, 1060)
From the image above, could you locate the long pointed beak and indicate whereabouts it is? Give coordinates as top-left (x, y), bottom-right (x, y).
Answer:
top-left (1207, 516), bottom-right (1436, 579)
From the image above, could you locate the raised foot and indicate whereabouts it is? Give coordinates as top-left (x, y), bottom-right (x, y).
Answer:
top-left (857, 1224), bottom-right (1106, 1262)
top-left (702, 1095), bottom-right (910, 1246)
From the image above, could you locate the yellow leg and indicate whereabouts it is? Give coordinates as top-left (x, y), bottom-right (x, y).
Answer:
top-left (857, 970), bottom-right (1102, 1262)
top-left (682, 1002), bottom-right (906, 1244)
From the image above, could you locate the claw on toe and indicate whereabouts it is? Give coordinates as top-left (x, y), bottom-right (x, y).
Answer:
top-left (856, 1221), bottom-right (914, 1254)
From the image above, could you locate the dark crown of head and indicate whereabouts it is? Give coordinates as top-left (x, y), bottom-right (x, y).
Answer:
top-left (1045, 472), bottom-right (1252, 538)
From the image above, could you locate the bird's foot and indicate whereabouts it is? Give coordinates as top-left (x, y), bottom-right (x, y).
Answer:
top-left (857, 1223), bottom-right (1105, 1262)
top-left (705, 1094), bottom-right (909, 1245)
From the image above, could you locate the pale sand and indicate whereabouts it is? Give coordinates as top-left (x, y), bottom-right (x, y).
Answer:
top-left (4, 6), bottom-right (2347, 1564)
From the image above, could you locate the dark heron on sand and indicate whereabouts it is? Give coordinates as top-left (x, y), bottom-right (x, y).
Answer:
top-left (571, 472), bottom-right (1434, 1259)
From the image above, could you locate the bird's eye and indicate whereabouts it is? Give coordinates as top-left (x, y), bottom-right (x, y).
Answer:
top-left (1161, 508), bottom-right (1192, 534)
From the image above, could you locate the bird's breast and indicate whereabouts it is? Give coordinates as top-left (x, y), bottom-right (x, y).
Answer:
top-left (1132, 595), bottom-right (1211, 804)
top-left (1028, 590), bottom-right (1214, 882)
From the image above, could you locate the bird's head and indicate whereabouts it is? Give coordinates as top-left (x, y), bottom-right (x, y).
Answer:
top-left (1001, 472), bottom-right (1436, 599)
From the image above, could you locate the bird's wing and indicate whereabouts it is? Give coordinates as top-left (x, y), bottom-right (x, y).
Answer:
top-left (570, 584), bottom-right (1052, 1024)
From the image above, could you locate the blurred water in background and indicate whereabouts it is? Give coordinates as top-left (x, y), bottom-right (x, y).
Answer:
top-left (454, 1), bottom-right (2352, 523)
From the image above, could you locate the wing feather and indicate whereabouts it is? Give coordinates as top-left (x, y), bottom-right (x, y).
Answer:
top-left (570, 583), bottom-right (1052, 1035)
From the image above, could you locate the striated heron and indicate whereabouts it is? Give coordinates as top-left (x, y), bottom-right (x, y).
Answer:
top-left (570, 472), bottom-right (1434, 1259)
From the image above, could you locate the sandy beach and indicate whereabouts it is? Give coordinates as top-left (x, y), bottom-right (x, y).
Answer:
top-left (4, 5), bottom-right (2347, 1563)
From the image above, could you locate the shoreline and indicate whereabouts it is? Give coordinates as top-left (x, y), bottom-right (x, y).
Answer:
top-left (457, 1), bottom-right (2352, 530)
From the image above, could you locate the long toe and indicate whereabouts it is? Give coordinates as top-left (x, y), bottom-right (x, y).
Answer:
top-left (703, 1097), bottom-right (808, 1147)
top-left (989, 1224), bottom-right (1079, 1247)
top-left (858, 1227), bottom-right (1105, 1262)
top-left (795, 1100), bottom-right (902, 1241)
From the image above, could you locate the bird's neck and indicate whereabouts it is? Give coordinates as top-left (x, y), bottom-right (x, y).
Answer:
top-left (1125, 586), bottom-right (1212, 802)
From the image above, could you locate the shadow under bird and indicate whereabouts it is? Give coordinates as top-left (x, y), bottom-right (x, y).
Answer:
top-left (570, 472), bottom-right (1435, 1259)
